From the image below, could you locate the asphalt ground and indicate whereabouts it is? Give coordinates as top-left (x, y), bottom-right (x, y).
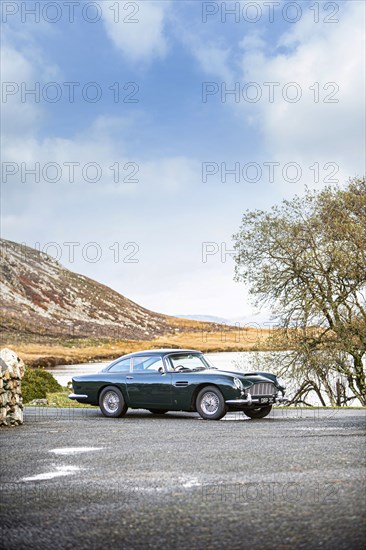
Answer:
top-left (0, 407), bottom-right (365, 550)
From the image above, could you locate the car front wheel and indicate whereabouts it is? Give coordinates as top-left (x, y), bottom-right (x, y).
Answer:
top-left (196, 386), bottom-right (228, 420)
top-left (243, 405), bottom-right (272, 419)
top-left (99, 386), bottom-right (128, 418)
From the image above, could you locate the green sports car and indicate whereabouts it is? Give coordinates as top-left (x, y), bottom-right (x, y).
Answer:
top-left (69, 349), bottom-right (287, 420)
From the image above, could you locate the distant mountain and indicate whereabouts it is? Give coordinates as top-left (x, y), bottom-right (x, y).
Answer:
top-left (0, 239), bottom-right (195, 341)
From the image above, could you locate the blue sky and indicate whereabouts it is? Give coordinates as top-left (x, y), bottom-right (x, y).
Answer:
top-left (1, 0), bottom-right (365, 321)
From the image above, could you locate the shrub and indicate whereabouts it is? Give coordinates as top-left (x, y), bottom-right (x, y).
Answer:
top-left (22, 368), bottom-right (63, 403)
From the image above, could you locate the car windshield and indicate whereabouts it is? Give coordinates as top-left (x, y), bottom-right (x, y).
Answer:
top-left (167, 353), bottom-right (213, 372)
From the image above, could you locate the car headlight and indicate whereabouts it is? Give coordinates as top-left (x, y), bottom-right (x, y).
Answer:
top-left (233, 377), bottom-right (244, 391)
top-left (277, 377), bottom-right (286, 389)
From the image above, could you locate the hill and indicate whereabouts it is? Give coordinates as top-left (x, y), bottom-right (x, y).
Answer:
top-left (0, 238), bottom-right (184, 341)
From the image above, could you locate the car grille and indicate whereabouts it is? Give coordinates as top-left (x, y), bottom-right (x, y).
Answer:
top-left (247, 382), bottom-right (275, 396)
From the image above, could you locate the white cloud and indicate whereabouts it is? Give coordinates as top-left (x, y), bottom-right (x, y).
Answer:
top-left (238, 1), bottom-right (365, 182)
top-left (0, 30), bottom-right (60, 138)
top-left (184, 1), bottom-right (365, 188)
top-left (2, 114), bottom-right (199, 198)
top-left (194, 43), bottom-right (234, 81)
top-left (1, 42), bottom-right (43, 138)
top-left (101, 0), bottom-right (170, 62)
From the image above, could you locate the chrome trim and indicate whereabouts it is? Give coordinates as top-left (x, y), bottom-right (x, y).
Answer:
top-left (247, 382), bottom-right (275, 396)
top-left (68, 393), bottom-right (88, 400)
top-left (226, 394), bottom-right (282, 406)
top-left (275, 396), bottom-right (288, 404)
top-left (226, 394), bottom-right (252, 406)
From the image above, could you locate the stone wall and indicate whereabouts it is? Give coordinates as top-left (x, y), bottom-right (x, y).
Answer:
top-left (0, 348), bottom-right (25, 426)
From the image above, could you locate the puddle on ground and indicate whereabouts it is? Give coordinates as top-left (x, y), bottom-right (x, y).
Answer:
top-left (49, 447), bottom-right (103, 455)
top-left (22, 465), bottom-right (80, 481)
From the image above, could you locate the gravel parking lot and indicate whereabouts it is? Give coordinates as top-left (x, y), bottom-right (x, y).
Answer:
top-left (1, 407), bottom-right (365, 550)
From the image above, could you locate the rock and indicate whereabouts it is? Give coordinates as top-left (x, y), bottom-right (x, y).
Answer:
top-left (0, 348), bottom-right (25, 427)
top-left (0, 358), bottom-right (8, 374)
top-left (7, 409), bottom-right (23, 423)
top-left (0, 349), bottom-right (25, 379)
top-left (0, 407), bottom-right (7, 424)
top-left (30, 399), bottom-right (48, 405)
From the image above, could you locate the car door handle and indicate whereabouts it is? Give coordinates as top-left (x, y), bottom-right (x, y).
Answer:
top-left (126, 376), bottom-right (134, 380)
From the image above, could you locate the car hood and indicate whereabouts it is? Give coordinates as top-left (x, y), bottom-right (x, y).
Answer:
top-left (200, 368), bottom-right (277, 385)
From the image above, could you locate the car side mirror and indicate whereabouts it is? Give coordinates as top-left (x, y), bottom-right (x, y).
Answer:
top-left (158, 366), bottom-right (165, 374)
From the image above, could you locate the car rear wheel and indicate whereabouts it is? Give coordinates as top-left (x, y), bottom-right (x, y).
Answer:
top-left (148, 409), bottom-right (168, 414)
top-left (243, 405), bottom-right (272, 419)
top-left (99, 386), bottom-right (128, 418)
top-left (196, 386), bottom-right (227, 420)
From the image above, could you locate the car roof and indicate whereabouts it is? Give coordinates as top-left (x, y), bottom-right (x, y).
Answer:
top-left (118, 349), bottom-right (202, 358)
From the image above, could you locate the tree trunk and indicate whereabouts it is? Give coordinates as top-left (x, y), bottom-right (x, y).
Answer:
top-left (351, 353), bottom-right (366, 406)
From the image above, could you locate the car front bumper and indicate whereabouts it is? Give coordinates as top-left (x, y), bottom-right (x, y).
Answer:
top-left (225, 394), bottom-right (288, 406)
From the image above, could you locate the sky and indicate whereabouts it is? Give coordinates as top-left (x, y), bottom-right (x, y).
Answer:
top-left (1, 0), bottom-right (365, 322)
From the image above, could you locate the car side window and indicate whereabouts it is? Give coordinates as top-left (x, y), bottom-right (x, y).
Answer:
top-left (132, 356), bottom-right (164, 372)
top-left (108, 358), bottom-right (131, 372)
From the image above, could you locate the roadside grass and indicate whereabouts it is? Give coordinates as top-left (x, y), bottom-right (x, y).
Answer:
top-left (45, 389), bottom-right (97, 408)
top-left (24, 388), bottom-right (96, 408)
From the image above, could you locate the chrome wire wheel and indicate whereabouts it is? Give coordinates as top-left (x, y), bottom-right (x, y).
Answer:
top-left (99, 386), bottom-right (127, 418)
top-left (200, 391), bottom-right (220, 415)
top-left (196, 385), bottom-right (227, 420)
top-left (103, 390), bottom-right (120, 414)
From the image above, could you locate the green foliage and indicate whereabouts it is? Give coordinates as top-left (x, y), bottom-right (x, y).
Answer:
top-left (22, 368), bottom-right (63, 403)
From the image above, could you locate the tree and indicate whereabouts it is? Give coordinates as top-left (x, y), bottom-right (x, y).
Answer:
top-left (233, 178), bottom-right (366, 405)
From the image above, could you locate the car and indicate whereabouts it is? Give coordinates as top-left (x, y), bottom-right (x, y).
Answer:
top-left (69, 349), bottom-right (287, 420)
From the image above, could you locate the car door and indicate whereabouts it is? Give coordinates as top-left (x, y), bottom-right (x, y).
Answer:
top-left (126, 356), bottom-right (172, 408)
top-left (170, 371), bottom-right (197, 410)
top-left (167, 353), bottom-right (207, 410)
